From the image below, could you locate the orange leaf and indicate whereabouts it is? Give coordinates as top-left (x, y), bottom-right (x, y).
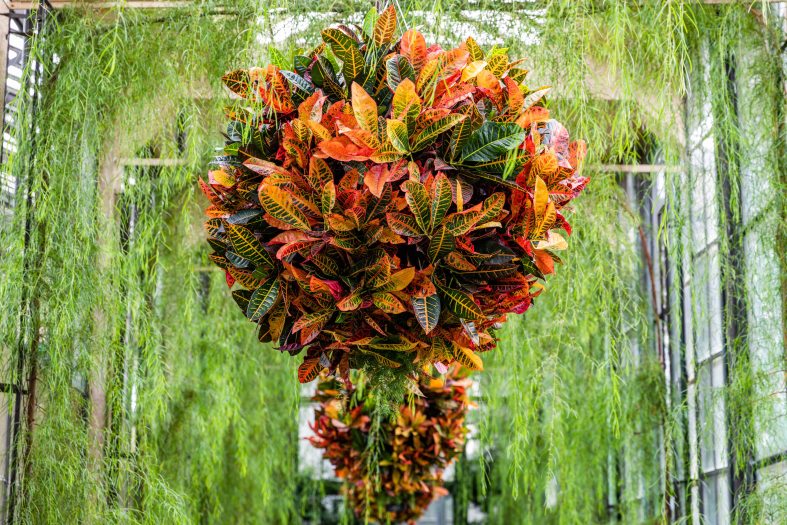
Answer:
top-left (373, 5), bottom-right (397, 46)
top-left (298, 358), bottom-right (322, 383)
top-left (400, 29), bottom-right (427, 72)
top-left (343, 128), bottom-right (381, 150)
top-left (298, 90), bottom-right (327, 122)
top-left (262, 64), bottom-right (295, 114)
top-left (364, 164), bottom-right (390, 198)
top-left (504, 76), bottom-right (523, 113)
top-left (516, 106), bottom-right (550, 128)
top-left (533, 249), bottom-right (555, 275)
top-left (316, 136), bottom-right (374, 162)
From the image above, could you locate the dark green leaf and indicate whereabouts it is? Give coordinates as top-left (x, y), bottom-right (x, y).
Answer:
top-left (280, 70), bottom-right (314, 103)
top-left (247, 278), bottom-right (281, 321)
top-left (232, 289), bottom-right (253, 314)
top-left (428, 226), bottom-right (454, 263)
top-left (322, 28), bottom-right (365, 82)
top-left (227, 224), bottom-right (275, 268)
top-left (412, 294), bottom-right (441, 334)
top-left (436, 283), bottom-right (485, 320)
top-left (458, 121), bottom-right (526, 163)
top-left (386, 55), bottom-right (415, 92)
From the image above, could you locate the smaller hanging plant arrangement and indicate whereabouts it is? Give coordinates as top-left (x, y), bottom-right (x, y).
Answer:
top-left (310, 369), bottom-right (470, 524)
top-left (201, 6), bottom-right (588, 384)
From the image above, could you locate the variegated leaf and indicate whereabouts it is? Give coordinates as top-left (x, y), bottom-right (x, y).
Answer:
top-left (412, 294), bottom-right (441, 334)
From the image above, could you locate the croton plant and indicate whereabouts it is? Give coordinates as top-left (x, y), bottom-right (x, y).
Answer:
top-left (310, 370), bottom-right (469, 524)
top-left (201, 6), bottom-right (588, 383)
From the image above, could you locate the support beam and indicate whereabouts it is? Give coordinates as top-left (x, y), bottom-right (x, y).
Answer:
top-left (118, 157), bottom-right (186, 167)
top-left (592, 164), bottom-right (682, 173)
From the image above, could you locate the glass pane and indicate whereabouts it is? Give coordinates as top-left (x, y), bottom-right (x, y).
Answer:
top-left (744, 222), bottom-right (787, 460)
top-left (693, 252), bottom-right (711, 363)
top-left (756, 460), bottom-right (787, 524)
top-left (715, 472), bottom-right (731, 525)
top-left (701, 475), bottom-right (718, 525)
top-left (711, 356), bottom-right (728, 469)
top-left (698, 362), bottom-right (715, 472)
top-left (706, 244), bottom-right (724, 358)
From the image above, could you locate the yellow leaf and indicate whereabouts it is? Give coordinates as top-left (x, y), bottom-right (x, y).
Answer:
top-left (388, 267), bottom-right (416, 291)
top-left (451, 343), bottom-right (483, 371)
top-left (386, 119), bottom-right (410, 153)
top-left (351, 82), bottom-right (378, 134)
top-left (373, 5), bottom-right (397, 46)
top-left (391, 79), bottom-right (421, 127)
top-left (536, 231), bottom-right (568, 251)
top-left (461, 60), bottom-right (487, 82)
top-left (533, 175), bottom-right (548, 224)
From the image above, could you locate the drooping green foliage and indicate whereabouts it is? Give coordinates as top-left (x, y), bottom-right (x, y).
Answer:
top-left (0, 1), bottom-right (783, 524)
top-left (0, 2), bottom-right (303, 523)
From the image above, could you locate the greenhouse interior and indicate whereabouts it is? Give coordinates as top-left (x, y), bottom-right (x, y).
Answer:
top-left (0, 1), bottom-right (785, 524)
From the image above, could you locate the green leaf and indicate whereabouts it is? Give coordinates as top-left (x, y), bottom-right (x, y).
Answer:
top-left (246, 278), bottom-right (281, 321)
top-left (280, 70), bottom-right (314, 102)
top-left (477, 192), bottom-right (506, 224)
top-left (454, 264), bottom-right (519, 280)
top-left (226, 251), bottom-right (252, 269)
top-left (322, 28), bottom-right (364, 82)
top-left (391, 78), bottom-right (421, 134)
top-left (465, 36), bottom-right (484, 62)
top-left (436, 283), bottom-right (484, 320)
top-left (268, 46), bottom-right (290, 69)
top-left (294, 55), bottom-right (311, 75)
top-left (227, 224), bottom-right (275, 268)
top-left (310, 253), bottom-right (340, 277)
top-left (403, 180), bottom-right (431, 234)
top-left (521, 256), bottom-right (545, 280)
top-left (449, 104), bottom-right (482, 161)
top-left (321, 181), bottom-right (336, 216)
top-left (410, 114), bottom-right (466, 152)
top-left (259, 185), bottom-right (311, 230)
top-left (372, 292), bottom-right (407, 314)
top-left (359, 349), bottom-right (402, 368)
top-left (292, 309), bottom-right (334, 333)
top-left (444, 209), bottom-right (482, 236)
top-left (464, 152), bottom-right (526, 175)
top-left (428, 225), bottom-right (454, 262)
top-left (430, 174), bottom-right (452, 230)
top-left (367, 337), bottom-right (416, 352)
top-left (362, 7), bottom-right (377, 38)
top-left (459, 121), bottom-right (526, 163)
top-left (386, 119), bottom-right (410, 153)
top-left (508, 67), bottom-right (528, 83)
top-left (311, 56), bottom-right (345, 100)
top-left (232, 289), bottom-right (253, 314)
top-left (412, 294), bottom-right (441, 334)
top-left (386, 212), bottom-right (422, 236)
top-left (386, 55), bottom-right (416, 91)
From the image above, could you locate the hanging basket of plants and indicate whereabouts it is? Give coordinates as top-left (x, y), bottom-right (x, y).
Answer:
top-left (201, 6), bottom-right (588, 383)
top-left (309, 370), bottom-right (470, 524)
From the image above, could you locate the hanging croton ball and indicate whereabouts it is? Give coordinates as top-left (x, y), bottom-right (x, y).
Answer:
top-left (201, 6), bottom-right (588, 383)
top-left (309, 370), bottom-right (470, 524)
